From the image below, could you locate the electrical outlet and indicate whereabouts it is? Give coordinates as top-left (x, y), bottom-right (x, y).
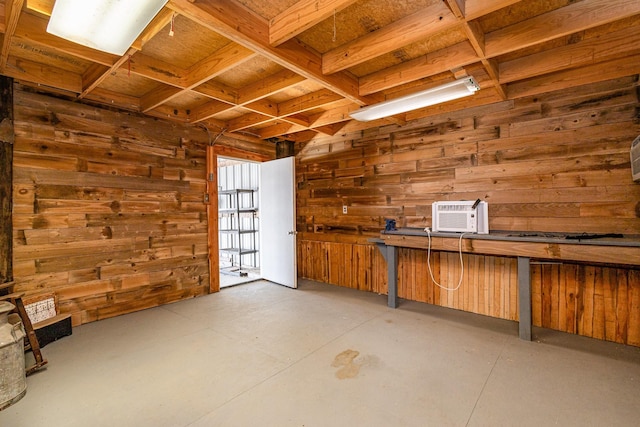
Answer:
top-left (343, 205), bottom-right (348, 214)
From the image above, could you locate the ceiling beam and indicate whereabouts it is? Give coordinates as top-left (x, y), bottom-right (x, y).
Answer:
top-left (258, 122), bottom-right (304, 139)
top-left (141, 85), bottom-right (184, 112)
top-left (195, 80), bottom-right (238, 104)
top-left (465, 0), bottom-right (523, 20)
top-left (277, 88), bottom-right (343, 116)
top-left (12, 11), bottom-right (116, 66)
top-left (191, 68), bottom-right (307, 123)
top-left (485, 0), bottom-right (640, 58)
top-left (191, 100), bottom-right (235, 122)
top-left (228, 112), bottom-right (274, 132)
top-left (237, 69), bottom-right (306, 104)
top-left (2, 55), bottom-right (82, 92)
top-left (167, 0), bottom-right (373, 105)
top-left (84, 87), bottom-right (141, 111)
top-left (24, 0), bottom-right (53, 15)
top-left (140, 42), bottom-right (256, 112)
top-left (506, 53), bottom-right (640, 99)
top-left (129, 53), bottom-right (185, 87)
top-left (462, 19), bottom-right (506, 100)
top-left (244, 99), bottom-right (278, 117)
top-left (131, 7), bottom-right (175, 50)
top-left (185, 42), bottom-right (255, 88)
top-left (499, 24), bottom-right (640, 84)
top-left (1, 0), bottom-right (26, 71)
top-left (80, 48), bottom-right (137, 99)
top-left (269, 0), bottom-right (358, 46)
top-left (444, 0), bottom-right (465, 19)
top-left (322, 2), bottom-right (459, 74)
top-left (358, 41), bottom-right (479, 96)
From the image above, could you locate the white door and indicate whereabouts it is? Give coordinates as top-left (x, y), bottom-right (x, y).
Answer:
top-left (259, 156), bottom-right (297, 288)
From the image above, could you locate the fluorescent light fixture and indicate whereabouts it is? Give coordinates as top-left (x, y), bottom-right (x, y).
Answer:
top-left (350, 76), bottom-right (480, 122)
top-left (47, 0), bottom-right (168, 56)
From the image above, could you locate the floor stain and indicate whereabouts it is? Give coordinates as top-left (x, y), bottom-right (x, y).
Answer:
top-left (332, 349), bottom-right (361, 379)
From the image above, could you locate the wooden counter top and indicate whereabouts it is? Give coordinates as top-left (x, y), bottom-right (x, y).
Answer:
top-left (378, 229), bottom-right (640, 266)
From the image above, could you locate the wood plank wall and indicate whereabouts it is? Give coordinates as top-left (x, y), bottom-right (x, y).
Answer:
top-left (296, 76), bottom-right (640, 346)
top-left (10, 86), bottom-right (273, 326)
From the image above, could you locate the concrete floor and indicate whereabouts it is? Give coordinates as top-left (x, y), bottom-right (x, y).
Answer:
top-left (2, 279), bottom-right (639, 426)
top-left (220, 268), bottom-right (261, 288)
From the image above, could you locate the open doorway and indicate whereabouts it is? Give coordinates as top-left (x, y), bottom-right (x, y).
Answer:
top-left (218, 157), bottom-right (261, 288)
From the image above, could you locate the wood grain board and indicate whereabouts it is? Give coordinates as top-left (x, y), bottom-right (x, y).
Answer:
top-left (11, 86), bottom-right (274, 326)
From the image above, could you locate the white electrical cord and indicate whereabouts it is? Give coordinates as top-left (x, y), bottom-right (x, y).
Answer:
top-left (424, 228), bottom-right (467, 291)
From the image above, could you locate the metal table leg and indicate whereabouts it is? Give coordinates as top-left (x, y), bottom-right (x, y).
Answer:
top-left (518, 256), bottom-right (532, 341)
top-left (387, 245), bottom-right (398, 308)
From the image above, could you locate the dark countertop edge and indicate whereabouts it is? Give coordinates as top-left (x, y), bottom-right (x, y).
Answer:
top-left (372, 228), bottom-right (640, 248)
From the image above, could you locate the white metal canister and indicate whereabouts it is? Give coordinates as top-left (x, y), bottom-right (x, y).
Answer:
top-left (0, 301), bottom-right (27, 411)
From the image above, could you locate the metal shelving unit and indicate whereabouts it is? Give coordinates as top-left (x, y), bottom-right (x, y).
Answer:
top-left (218, 189), bottom-right (258, 276)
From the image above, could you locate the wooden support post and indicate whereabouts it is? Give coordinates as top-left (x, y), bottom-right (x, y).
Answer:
top-left (206, 144), bottom-right (220, 293)
top-left (276, 140), bottom-right (295, 158)
top-left (0, 76), bottom-right (13, 285)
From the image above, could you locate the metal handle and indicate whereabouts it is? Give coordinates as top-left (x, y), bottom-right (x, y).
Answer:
top-left (288, 230), bottom-right (297, 235)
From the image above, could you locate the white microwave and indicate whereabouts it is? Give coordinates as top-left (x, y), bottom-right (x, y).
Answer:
top-left (431, 200), bottom-right (489, 234)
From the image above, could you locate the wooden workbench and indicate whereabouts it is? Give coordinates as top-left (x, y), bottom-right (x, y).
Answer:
top-left (373, 228), bottom-right (640, 341)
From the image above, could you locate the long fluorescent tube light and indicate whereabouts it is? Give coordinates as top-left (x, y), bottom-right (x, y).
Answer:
top-left (350, 76), bottom-right (480, 122)
top-left (47, 0), bottom-right (168, 56)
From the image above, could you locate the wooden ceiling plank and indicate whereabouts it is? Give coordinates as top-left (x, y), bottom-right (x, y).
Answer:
top-left (322, 2), bottom-right (459, 75)
top-left (3, 55), bottom-right (82, 92)
top-left (167, 0), bottom-right (371, 105)
top-left (359, 41), bottom-right (479, 96)
top-left (1, 0), bottom-right (26, 70)
top-left (278, 88), bottom-right (343, 116)
top-left (485, 0), bottom-right (640, 58)
top-left (499, 24), bottom-right (640, 84)
top-left (13, 11), bottom-right (116, 66)
top-left (237, 68), bottom-right (306, 104)
top-left (269, 0), bottom-right (359, 46)
top-left (185, 43), bottom-right (256, 88)
top-left (465, 0), bottom-right (523, 20)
